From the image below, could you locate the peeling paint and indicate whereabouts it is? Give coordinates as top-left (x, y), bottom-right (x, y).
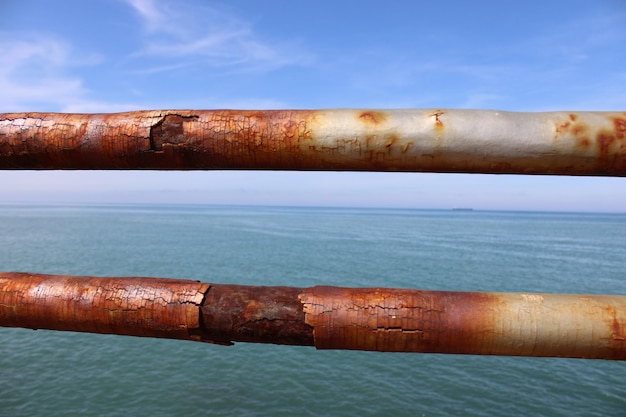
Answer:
top-left (149, 114), bottom-right (199, 151)
top-left (1, 273), bottom-right (625, 359)
top-left (299, 286), bottom-right (626, 359)
top-left (0, 272), bottom-right (210, 341)
top-left (1, 109), bottom-right (626, 175)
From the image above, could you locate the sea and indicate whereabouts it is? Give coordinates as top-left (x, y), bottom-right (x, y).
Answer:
top-left (0, 204), bottom-right (625, 417)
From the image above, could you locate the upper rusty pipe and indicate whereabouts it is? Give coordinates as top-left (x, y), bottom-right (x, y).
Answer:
top-left (1, 272), bottom-right (625, 360)
top-left (0, 109), bottom-right (625, 175)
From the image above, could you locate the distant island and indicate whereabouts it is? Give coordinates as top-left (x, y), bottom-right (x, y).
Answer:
top-left (452, 208), bottom-right (474, 211)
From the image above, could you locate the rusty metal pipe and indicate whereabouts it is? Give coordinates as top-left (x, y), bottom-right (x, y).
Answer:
top-left (1, 272), bottom-right (625, 360)
top-left (0, 272), bottom-right (210, 341)
top-left (1, 109), bottom-right (625, 175)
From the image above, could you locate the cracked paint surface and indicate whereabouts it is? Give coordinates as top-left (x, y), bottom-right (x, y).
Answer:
top-left (1, 273), bottom-right (625, 359)
top-left (299, 286), bottom-right (626, 359)
top-left (0, 272), bottom-right (209, 341)
top-left (0, 109), bottom-right (625, 175)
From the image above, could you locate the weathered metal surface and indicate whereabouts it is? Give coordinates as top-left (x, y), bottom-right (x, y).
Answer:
top-left (1, 272), bottom-right (625, 359)
top-left (201, 284), bottom-right (313, 346)
top-left (0, 272), bottom-right (209, 341)
top-left (299, 286), bottom-right (626, 359)
top-left (0, 109), bottom-right (625, 175)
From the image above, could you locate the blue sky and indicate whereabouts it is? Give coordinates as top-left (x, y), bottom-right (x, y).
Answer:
top-left (1, 0), bottom-right (625, 211)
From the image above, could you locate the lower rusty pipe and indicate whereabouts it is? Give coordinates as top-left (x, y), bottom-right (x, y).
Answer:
top-left (1, 272), bottom-right (625, 360)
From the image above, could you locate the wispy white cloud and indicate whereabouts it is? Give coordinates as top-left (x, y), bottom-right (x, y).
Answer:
top-left (0, 32), bottom-right (131, 113)
top-left (124, 0), bottom-right (313, 73)
top-left (0, 33), bottom-right (87, 111)
top-left (125, 0), bottom-right (167, 34)
top-left (0, 29), bottom-right (290, 113)
top-left (127, 62), bottom-right (194, 75)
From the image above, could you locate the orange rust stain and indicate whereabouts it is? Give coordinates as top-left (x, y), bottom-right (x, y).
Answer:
top-left (555, 121), bottom-right (571, 136)
top-left (613, 117), bottom-right (626, 139)
top-left (578, 137), bottom-right (591, 148)
top-left (384, 134), bottom-right (397, 151)
top-left (572, 123), bottom-right (588, 137)
top-left (76, 122), bottom-right (88, 142)
top-left (300, 286), bottom-right (499, 353)
top-left (429, 110), bottom-right (445, 128)
top-left (605, 306), bottom-right (626, 342)
top-left (597, 131), bottom-right (616, 157)
top-left (202, 110), bottom-right (321, 169)
top-left (554, 121), bottom-right (571, 139)
top-left (554, 115), bottom-right (590, 139)
top-left (358, 111), bottom-right (387, 126)
top-left (595, 117), bottom-right (626, 159)
top-left (281, 120), bottom-right (299, 138)
top-left (613, 316), bottom-right (626, 341)
top-left (555, 117), bottom-right (593, 152)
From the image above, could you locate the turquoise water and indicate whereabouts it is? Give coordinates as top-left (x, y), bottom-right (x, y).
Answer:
top-left (1, 204), bottom-right (625, 416)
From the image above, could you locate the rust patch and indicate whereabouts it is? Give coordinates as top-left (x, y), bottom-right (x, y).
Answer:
top-left (202, 110), bottom-right (319, 169)
top-left (613, 117), bottom-right (626, 139)
top-left (610, 307), bottom-right (626, 341)
top-left (358, 111), bottom-right (387, 126)
top-left (595, 117), bottom-right (626, 159)
top-left (554, 115), bottom-right (589, 141)
top-left (554, 116), bottom-right (603, 156)
top-left (614, 319), bottom-right (625, 341)
top-left (384, 134), bottom-right (398, 152)
top-left (201, 284), bottom-right (313, 346)
top-left (572, 123), bottom-right (588, 137)
top-left (555, 121), bottom-right (571, 136)
top-left (597, 131), bottom-right (617, 157)
top-left (299, 286), bottom-right (498, 353)
top-left (76, 121), bottom-right (88, 143)
top-left (578, 137), bottom-right (591, 148)
top-left (429, 110), bottom-right (445, 128)
top-left (570, 123), bottom-right (590, 150)
top-left (281, 120), bottom-right (300, 139)
top-left (0, 110), bottom-right (324, 169)
top-left (149, 114), bottom-right (199, 151)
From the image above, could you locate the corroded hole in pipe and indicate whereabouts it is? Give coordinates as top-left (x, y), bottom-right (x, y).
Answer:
top-left (149, 114), bottom-right (199, 151)
top-left (199, 284), bottom-right (314, 346)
